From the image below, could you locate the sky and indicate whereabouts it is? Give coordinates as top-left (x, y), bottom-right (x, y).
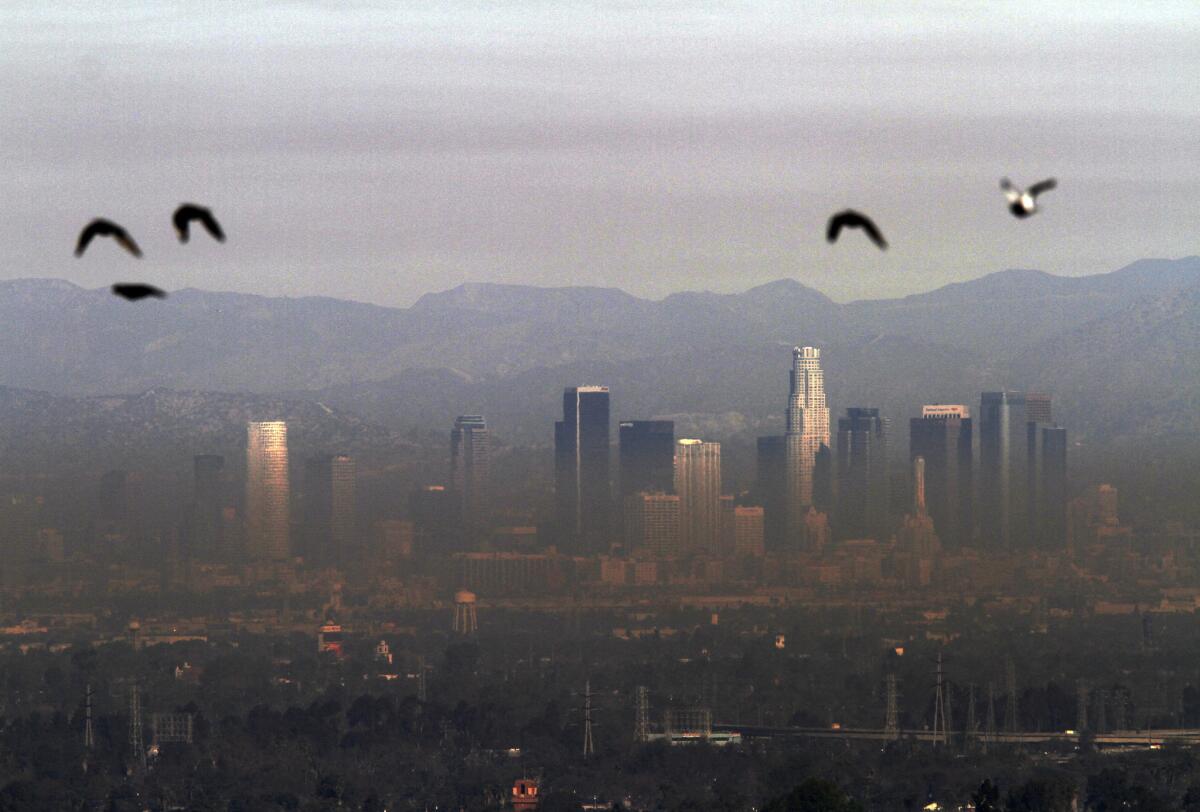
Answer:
top-left (2, 1), bottom-right (1199, 306)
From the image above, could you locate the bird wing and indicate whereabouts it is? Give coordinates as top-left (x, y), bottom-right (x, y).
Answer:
top-left (75, 222), bottom-right (99, 257)
top-left (859, 216), bottom-right (888, 250)
top-left (114, 229), bottom-right (143, 258)
top-left (198, 209), bottom-right (225, 242)
top-left (1027, 178), bottom-right (1057, 197)
top-left (172, 207), bottom-right (191, 240)
top-left (826, 215), bottom-right (844, 243)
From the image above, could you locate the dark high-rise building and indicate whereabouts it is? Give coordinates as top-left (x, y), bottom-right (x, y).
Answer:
top-left (304, 454), bottom-right (356, 568)
top-left (910, 405), bottom-right (973, 547)
top-left (836, 408), bottom-right (890, 539)
top-left (1028, 424), bottom-right (1067, 549)
top-left (409, 484), bottom-right (462, 552)
top-left (451, 416), bottom-right (491, 527)
top-left (1026, 393), bottom-right (1053, 425)
top-left (979, 392), bottom-right (1028, 550)
top-left (756, 435), bottom-right (787, 552)
top-left (619, 420), bottom-right (675, 498)
top-left (554, 386), bottom-right (611, 551)
top-left (192, 455), bottom-right (225, 561)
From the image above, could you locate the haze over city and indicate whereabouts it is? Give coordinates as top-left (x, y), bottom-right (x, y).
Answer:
top-left (2, 2), bottom-right (1200, 811)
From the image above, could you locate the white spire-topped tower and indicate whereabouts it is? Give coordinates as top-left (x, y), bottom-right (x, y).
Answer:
top-left (785, 347), bottom-right (830, 543)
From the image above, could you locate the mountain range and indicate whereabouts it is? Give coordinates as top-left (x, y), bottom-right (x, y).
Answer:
top-left (0, 256), bottom-right (1197, 446)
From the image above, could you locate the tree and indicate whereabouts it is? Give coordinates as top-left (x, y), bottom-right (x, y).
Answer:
top-left (763, 778), bottom-right (864, 812)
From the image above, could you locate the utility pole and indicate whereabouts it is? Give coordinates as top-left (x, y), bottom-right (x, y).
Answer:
top-left (884, 674), bottom-right (899, 741)
top-left (583, 681), bottom-right (595, 758)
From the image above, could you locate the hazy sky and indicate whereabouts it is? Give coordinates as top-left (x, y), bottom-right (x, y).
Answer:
top-left (3, 2), bottom-right (1198, 306)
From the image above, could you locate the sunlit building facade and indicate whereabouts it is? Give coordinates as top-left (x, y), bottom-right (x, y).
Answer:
top-left (246, 421), bottom-right (290, 561)
top-left (675, 439), bottom-right (721, 555)
top-left (785, 346), bottom-right (830, 543)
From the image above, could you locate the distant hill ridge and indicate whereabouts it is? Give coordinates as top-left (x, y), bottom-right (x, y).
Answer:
top-left (0, 256), bottom-right (1197, 441)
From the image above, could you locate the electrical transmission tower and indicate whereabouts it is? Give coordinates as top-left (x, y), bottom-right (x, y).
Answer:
top-left (582, 681), bottom-right (595, 758)
top-left (884, 674), bottom-right (899, 740)
top-left (417, 655), bottom-right (427, 703)
top-left (965, 683), bottom-right (978, 747)
top-left (932, 653), bottom-right (948, 746)
top-left (1076, 679), bottom-right (1089, 732)
top-left (985, 682), bottom-right (997, 750)
top-left (129, 683), bottom-right (146, 771)
top-left (84, 683), bottom-right (95, 750)
top-left (1004, 658), bottom-right (1018, 734)
top-left (635, 686), bottom-right (650, 744)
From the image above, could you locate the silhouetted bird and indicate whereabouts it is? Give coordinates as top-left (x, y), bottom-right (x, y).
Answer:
top-left (173, 203), bottom-right (225, 243)
top-left (1000, 177), bottom-right (1056, 218)
top-left (826, 210), bottom-right (887, 250)
top-left (75, 219), bottom-right (142, 258)
top-left (111, 283), bottom-right (166, 301)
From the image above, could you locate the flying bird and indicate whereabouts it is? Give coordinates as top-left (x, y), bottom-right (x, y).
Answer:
top-left (826, 210), bottom-right (888, 251)
top-left (173, 203), bottom-right (225, 243)
top-left (75, 219), bottom-right (142, 258)
top-left (111, 283), bottom-right (167, 301)
top-left (1000, 177), bottom-right (1056, 218)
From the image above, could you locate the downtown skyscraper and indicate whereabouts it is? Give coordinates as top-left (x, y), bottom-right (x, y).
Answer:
top-left (618, 420), bottom-right (675, 499)
top-left (910, 405), bottom-right (973, 547)
top-left (303, 454), bottom-right (356, 568)
top-left (785, 346), bottom-right (830, 544)
top-left (554, 386), bottom-right (611, 551)
top-left (979, 392), bottom-right (1028, 550)
top-left (451, 415), bottom-right (491, 527)
top-left (836, 407), bottom-right (891, 540)
top-left (674, 439), bottom-right (721, 555)
top-left (246, 421), bottom-right (290, 561)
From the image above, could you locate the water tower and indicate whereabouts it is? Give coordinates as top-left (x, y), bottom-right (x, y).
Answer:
top-left (452, 589), bottom-right (478, 634)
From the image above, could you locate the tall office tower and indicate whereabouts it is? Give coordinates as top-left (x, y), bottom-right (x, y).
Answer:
top-left (554, 386), bottom-right (611, 551)
top-left (409, 484), bottom-right (462, 552)
top-left (623, 492), bottom-right (680, 558)
top-left (979, 392), bottom-right (1028, 550)
top-left (245, 421), bottom-right (290, 561)
top-left (1026, 393), bottom-right (1052, 425)
top-left (674, 439), bottom-right (722, 555)
top-left (304, 454), bottom-right (356, 568)
top-left (1028, 424), bottom-right (1067, 549)
top-left (450, 416), bottom-right (491, 527)
top-left (619, 420), bottom-right (675, 499)
top-left (785, 347), bottom-right (830, 543)
top-left (732, 506), bottom-right (765, 558)
top-left (192, 455), bottom-right (225, 561)
top-left (910, 405), bottom-right (974, 547)
top-left (836, 407), bottom-right (891, 539)
top-left (756, 435), bottom-right (787, 551)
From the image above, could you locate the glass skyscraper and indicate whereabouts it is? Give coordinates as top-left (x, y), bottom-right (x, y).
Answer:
top-left (674, 439), bottom-right (721, 556)
top-left (246, 421), bottom-right (290, 561)
top-left (451, 415), bottom-right (491, 527)
top-left (554, 386), bottom-right (611, 550)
